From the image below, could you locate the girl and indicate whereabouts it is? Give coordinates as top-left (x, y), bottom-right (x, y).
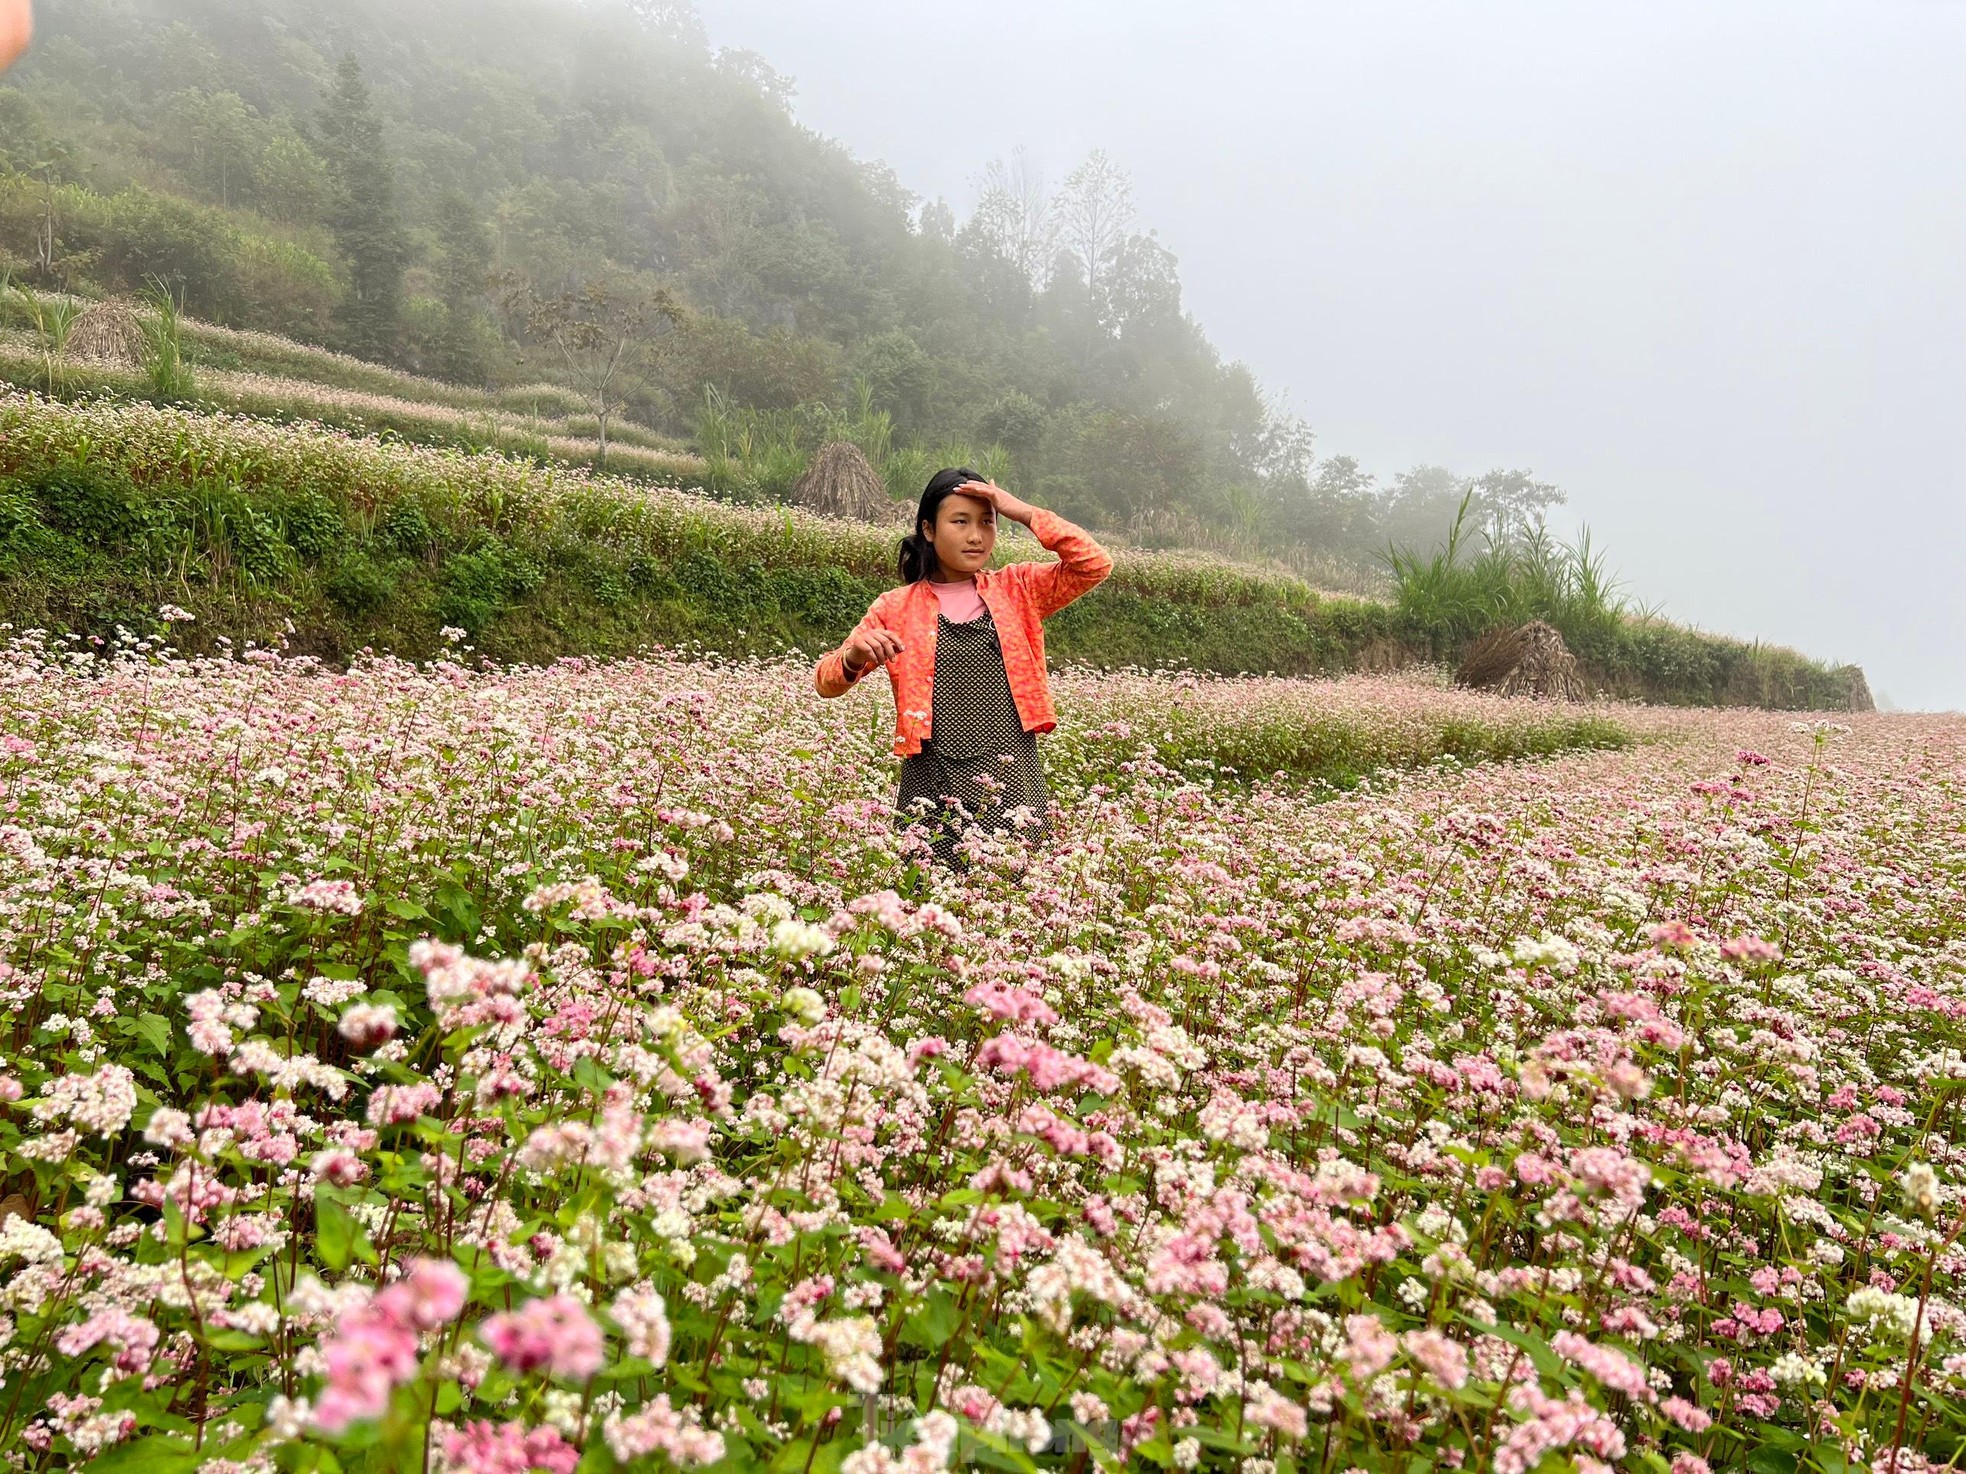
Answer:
top-left (814, 468), bottom-right (1113, 867)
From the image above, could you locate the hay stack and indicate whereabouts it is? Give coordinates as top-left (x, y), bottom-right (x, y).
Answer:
top-left (790, 441), bottom-right (900, 524)
top-left (64, 299), bottom-right (147, 369)
top-left (1456, 620), bottom-right (1588, 701)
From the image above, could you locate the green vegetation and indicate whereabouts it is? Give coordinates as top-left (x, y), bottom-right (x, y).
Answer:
top-left (1381, 493), bottom-right (1865, 708)
top-left (0, 392), bottom-right (1863, 708)
top-left (0, 336), bottom-right (711, 484)
top-left (0, 0), bottom-right (1619, 581)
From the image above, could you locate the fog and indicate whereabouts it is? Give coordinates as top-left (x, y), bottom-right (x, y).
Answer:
top-left (702, 0), bottom-right (1966, 711)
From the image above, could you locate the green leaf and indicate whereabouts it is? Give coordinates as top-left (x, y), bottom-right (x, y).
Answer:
top-left (204, 1329), bottom-right (267, 1350)
top-left (770, 1436), bottom-right (846, 1474)
top-left (86, 1435), bottom-right (201, 1474)
top-left (315, 1191), bottom-right (375, 1269)
top-left (385, 897), bottom-right (431, 920)
top-left (133, 1012), bottom-right (173, 1060)
top-left (901, 1289), bottom-right (960, 1350)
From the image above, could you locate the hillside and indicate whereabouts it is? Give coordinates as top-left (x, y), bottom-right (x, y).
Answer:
top-left (0, 0), bottom-right (1876, 701)
top-left (0, 391), bottom-right (1867, 710)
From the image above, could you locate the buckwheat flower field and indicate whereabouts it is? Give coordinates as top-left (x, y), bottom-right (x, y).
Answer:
top-left (0, 634), bottom-right (1961, 1474)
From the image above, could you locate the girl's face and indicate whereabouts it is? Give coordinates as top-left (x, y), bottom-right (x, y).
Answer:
top-left (924, 493), bottom-right (996, 578)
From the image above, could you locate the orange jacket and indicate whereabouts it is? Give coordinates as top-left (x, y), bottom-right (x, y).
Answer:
top-left (813, 509), bottom-right (1114, 756)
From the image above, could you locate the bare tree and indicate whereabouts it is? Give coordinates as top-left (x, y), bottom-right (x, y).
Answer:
top-left (502, 276), bottom-right (681, 470)
top-left (1056, 149), bottom-right (1135, 309)
top-left (971, 147), bottom-right (1056, 287)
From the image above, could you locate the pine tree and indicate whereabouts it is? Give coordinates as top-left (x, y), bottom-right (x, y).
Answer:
top-left (317, 56), bottom-right (409, 362)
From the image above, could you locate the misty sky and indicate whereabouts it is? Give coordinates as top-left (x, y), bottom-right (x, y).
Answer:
top-left (700, 0), bottom-right (1966, 711)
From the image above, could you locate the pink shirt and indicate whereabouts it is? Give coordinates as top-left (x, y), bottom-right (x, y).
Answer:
top-left (927, 577), bottom-right (986, 623)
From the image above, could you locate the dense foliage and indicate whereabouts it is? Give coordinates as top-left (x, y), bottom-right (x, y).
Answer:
top-left (0, 633), bottom-right (1957, 1473)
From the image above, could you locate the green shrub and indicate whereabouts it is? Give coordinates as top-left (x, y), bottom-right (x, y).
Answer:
top-left (591, 563), bottom-right (630, 607)
top-left (182, 479), bottom-right (293, 588)
top-left (32, 464), bottom-right (140, 546)
top-left (625, 554), bottom-right (679, 599)
top-left (139, 277), bottom-right (197, 401)
top-left (326, 551), bottom-right (397, 616)
top-left (0, 483), bottom-right (46, 565)
top-left (437, 540), bottom-right (544, 633)
top-left (766, 564), bottom-right (879, 630)
top-left (226, 505), bottom-right (292, 587)
top-left (673, 549), bottom-right (746, 607)
top-left (280, 491), bottom-right (345, 561)
top-left (379, 499), bottom-right (436, 557)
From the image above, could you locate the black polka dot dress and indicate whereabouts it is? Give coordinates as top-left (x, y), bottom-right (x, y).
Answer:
top-left (895, 611), bottom-right (1051, 866)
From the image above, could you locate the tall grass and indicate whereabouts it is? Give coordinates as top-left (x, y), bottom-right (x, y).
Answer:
top-left (1383, 491), bottom-right (1629, 649)
top-left (5, 277), bottom-right (82, 395)
top-left (139, 276), bottom-right (198, 400)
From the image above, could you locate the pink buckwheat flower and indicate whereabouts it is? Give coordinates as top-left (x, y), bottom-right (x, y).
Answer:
top-left (1404, 1328), bottom-right (1471, 1390)
top-left (1340, 1314), bottom-right (1398, 1381)
top-left (338, 1003), bottom-right (399, 1050)
top-left (437, 1419), bottom-right (578, 1474)
top-left (288, 878), bottom-right (365, 916)
top-left (603, 1396), bottom-right (725, 1467)
top-left (611, 1283), bottom-right (672, 1365)
top-left (377, 1257), bottom-right (469, 1331)
top-left (479, 1294), bottom-right (604, 1380)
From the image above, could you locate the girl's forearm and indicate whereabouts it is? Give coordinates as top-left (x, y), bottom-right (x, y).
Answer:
top-left (1021, 508), bottom-right (1114, 615)
top-left (995, 491), bottom-right (1039, 527)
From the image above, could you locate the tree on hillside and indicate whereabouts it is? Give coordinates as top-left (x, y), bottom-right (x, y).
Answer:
top-left (159, 89), bottom-right (266, 209)
top-left (257, 134), bottom-right (333, 226)
top-left (971, 149), bottom-right (1056, 288)
top-left (504, 275), bottom-right (682, 468)
top-left (851, 330), bottom-right (932, 433)
top-left (1281, 455), bottom-right (1379, 551)
top-left (317, 56), bottom-right (410, 362)
top-left (1468, 468), bottom-right (1567, 545)
top-left (1098, 229), bottom-right (1182, 338)
top-left (622, 0), bottom-right (708, 49)
top-left (1057, 150), bottom-right (1135, 316)
top-left (714, 49), bottom-right (796, 112)
top-left (432, 190), bottom-right (495, 384)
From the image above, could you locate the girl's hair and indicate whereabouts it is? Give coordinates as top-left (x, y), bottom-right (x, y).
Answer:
top-left (897, 466), bottom-right (985, 583)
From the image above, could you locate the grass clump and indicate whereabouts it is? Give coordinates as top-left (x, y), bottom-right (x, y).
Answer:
top-left (137, 277), bottom-right (198, 400)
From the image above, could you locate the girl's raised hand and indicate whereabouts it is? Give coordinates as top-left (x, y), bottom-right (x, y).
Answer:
top-left (956, 480), bottom-right (1037, 528)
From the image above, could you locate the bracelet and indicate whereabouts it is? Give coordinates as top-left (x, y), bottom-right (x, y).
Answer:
top-left (841, 651), bottom-right (868, 681)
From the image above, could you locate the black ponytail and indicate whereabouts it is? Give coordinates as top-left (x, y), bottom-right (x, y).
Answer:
top-left (896, 466), bottom-right (984, 584)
